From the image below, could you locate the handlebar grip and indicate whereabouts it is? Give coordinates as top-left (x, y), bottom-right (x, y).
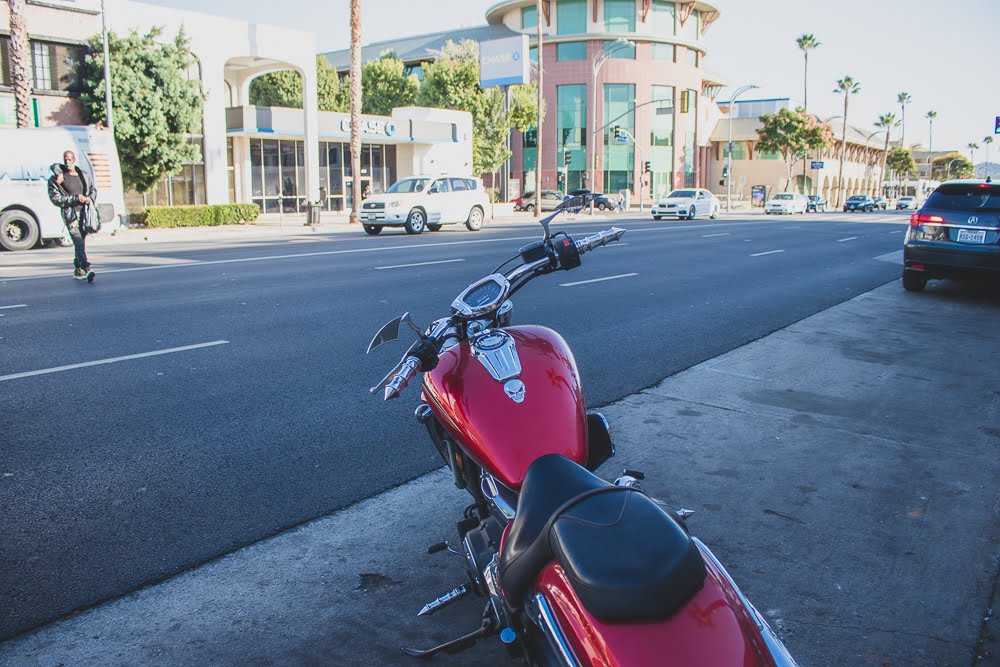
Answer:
top-left (378, 355), bottom-right (422, 401)
top-left (575, 227), bottom-right (626, 254)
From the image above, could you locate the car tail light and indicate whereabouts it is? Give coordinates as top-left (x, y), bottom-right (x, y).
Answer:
top-left (909, 213), bottom-right (944, 227)
top-left (910, 264), bottom-right (925, 271)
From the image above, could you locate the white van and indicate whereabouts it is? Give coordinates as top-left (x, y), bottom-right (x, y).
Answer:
top-left (0, 126), bottom-right (126, 251)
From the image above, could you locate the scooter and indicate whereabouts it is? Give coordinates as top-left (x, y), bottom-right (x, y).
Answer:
top-left (368, 196), bottom-right (798, 665)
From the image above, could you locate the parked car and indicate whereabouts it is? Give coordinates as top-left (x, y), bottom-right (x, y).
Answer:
top-left (651, 188), bottom-right (719, 220)
top-left (513, 190), bottom-right (566, 212)
top-left (902, 179), bottom-right (1000, 291)
top-left (764, 192), bottom-right (808, 215)
top-left (806, 195), bottom-right (827, 213)
top-left (360, 175), bottom-right (489, 235)
top-left (896, 196), bottom-right (918, 210)
top-left (872, 195), bottom-right (888, 210)
top-left (567, 189), bottom-right (615, 211)
top-left (843, 194), bottom-right (876, 212)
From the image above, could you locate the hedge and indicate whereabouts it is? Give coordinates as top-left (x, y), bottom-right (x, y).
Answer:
top-left (138, 204), bottom-right (261, 228)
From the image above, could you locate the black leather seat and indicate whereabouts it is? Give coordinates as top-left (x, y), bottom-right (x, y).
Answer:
top-left (498, 454), bottom-right (706, 622)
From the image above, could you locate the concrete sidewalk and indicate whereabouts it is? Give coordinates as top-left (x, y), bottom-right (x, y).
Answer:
top-left (1, 280), bottom-right (998, 666)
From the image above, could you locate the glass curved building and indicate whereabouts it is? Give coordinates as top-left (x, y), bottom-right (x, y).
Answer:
top-left (485, 0), bottom-right (723, 197)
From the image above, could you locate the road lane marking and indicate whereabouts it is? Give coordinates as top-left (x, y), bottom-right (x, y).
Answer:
top-left (750, 250), bottom-right (784, 257)
top-left (702, 233), bottom-right (730, 238)
top-left (375, 259), bottom-right (465, 270)
top-left (0, 304), bottom-right (27, 310)
top-left (837, 236), bottom-right (859, 242)
top-left (0, 340), bottom-right (230, 382)
top-left (889, 230), bottom-right (904, 234)
top-left (560, 273), bottom-right (638, 287)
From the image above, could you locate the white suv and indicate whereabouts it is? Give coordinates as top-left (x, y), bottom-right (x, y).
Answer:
top-left (360, 176), bottom-right (490, 235)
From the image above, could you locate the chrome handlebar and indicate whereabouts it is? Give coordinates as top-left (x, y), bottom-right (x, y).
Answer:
top-left (372, 227), bottom-right (626, 400)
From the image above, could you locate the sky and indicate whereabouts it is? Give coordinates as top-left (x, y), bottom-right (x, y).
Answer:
top-left (140, 0), bottom-right (1000, 160)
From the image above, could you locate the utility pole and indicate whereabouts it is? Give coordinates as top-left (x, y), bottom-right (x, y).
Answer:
top-left (533, 0), bottom-right (543, 218)
top-left (101, 0), bottom-right (114, 130)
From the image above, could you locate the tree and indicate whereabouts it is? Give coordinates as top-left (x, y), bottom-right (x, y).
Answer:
top-left (7, 0), bottom-right (32, 127)
top-left (361, 51), bottom-right (418, 116)
top-left (755, 107), bottom-right (832, 191)
top-left (886, 146), bottom-right (916, 186)
top-left (925, 110), bottom-right (937, 154)
top-left (417, 40), bottom-right (541, 176)
top-left (875, 112), bottom-right (899, 193)
top-left (795, 34), bottom-right (820, 111)
top-left (897, 91), bottom-right (911, 147)
top-left (984, 136), bottom-right (994, 179)
top-left (930, 152), bottom-right (974, 180)
top-left (348, 0), bottom-right (362, 224)
top-left (834, 75), bottom-right (861, 206)
top-left (249, 56), bottom-right (348, 112)
top-left (967, 141), bottom-right (978, 164)
top-left (79, 27), bottom-right (205, 193)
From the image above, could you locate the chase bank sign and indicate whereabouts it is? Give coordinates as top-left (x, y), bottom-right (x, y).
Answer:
top-left (479, 35), bottom-right (530, 89)
top-left (339, 118), bottom-right (397, 137)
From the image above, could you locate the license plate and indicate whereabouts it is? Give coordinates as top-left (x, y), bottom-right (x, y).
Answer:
top-left (364, 213), bottom-right (376, 221)
top-left (957, 229), bottom-right (986, 244)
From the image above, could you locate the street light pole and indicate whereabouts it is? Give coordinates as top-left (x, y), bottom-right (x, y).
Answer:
top-left (726, 84), bottom-right (758, 212)
top-left (590, 38), bottom-right (633, 214)
top-left (100, 0), bottom-right (114, 131)
top-left (864, 130), bottom-right (885, 196)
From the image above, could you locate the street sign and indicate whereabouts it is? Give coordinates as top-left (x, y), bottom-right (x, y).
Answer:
top-left (811, 160), bottom-right (825, 169)
top-left (995, 116), bottom-right (999, 134)
top-left (615, 135), bottom-right (628, 143)
top-left (479, 35), bottom-right (529, 88)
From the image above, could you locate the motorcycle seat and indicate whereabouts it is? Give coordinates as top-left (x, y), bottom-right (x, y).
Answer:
top-left (498, 454), bottom-right (706, 621)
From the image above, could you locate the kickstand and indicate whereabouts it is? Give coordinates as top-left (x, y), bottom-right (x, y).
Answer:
top-left (401, 618), bottom-right (492, 660)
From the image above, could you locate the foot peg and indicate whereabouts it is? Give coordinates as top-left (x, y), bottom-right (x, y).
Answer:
top-left (402, 618), bottom-right (491, 659)
top-left (417, 584), bottom-right (469, 617)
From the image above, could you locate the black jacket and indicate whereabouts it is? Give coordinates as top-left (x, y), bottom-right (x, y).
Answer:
top-left (47, 163), bottom-right (97, 225)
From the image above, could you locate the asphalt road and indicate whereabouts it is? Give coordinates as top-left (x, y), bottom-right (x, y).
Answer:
top-left (0, 211), bottom-right (908, 640)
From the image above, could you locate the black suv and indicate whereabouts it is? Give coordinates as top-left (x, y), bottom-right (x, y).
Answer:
top-left (903, 180), bottom-right (1000, 291)
top-left (843, 195), bottom-right (875, 212)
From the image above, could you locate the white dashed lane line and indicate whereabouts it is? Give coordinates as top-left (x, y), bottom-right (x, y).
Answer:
top-left (837, 236), bottom-right (859, 242)
top-left (0, 304), bottom-right (27, 310)
top-left (750, 249), bottom-right (785, 257)
top-left (560, 273), bottom-right (639, 287)
top-left (0, 340), bottom-right (230, 382)
top-left (702, 233), bottom-right (730, 238)
top-left (374, 259), bottom-right (465, 271)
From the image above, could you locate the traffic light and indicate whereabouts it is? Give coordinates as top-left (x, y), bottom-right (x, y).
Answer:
top-left (722, 165), bottom-right (730, 180)
top-left (644, 160), bottom-right (651, 173)
top-left (563, 149), bottom-right (572, 167)
top-left (612, 125), bottom-right (621, 140)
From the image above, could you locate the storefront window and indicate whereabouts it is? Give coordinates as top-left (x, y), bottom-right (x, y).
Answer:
top-left (603, 83), bottom-right (635, 194)
top-left (127, 136), bottom-right (206, 210)
top-left (651, 0), bottom-right (676, 36)
top-left (557, 84), bottom-right (587, 192)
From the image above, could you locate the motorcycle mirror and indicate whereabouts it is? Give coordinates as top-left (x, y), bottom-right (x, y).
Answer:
top-left (366, 312), bottom-right (422, 354)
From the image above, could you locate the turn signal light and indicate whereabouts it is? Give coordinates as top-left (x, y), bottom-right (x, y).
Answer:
top-left (909, 213), bottom-right (944, 227)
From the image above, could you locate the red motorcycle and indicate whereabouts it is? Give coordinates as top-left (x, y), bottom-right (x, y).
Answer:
top-left (368, 198), bottom-right (797, 666)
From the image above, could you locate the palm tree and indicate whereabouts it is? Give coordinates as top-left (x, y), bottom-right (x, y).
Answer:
top-left (796, 34), bottom-right (820, 111)
top-left (984, 136), bottom-right (994, 179)
top-left (925, 110), bottom-right (937, 155)
top-left (7, 0), bottom-right (33, 128)
top-left (897, 91), bottom-right (912, 148)
top-left (348, 0), bottom-right (362, 224)
top-left (875, 112), bottom-right (898, 197)
top-left (796, 34), bottom-right (820, 194)
top-left (834, 76), bottom-right (861, 207)
top-left (967, 141), bottom-right (978, 166)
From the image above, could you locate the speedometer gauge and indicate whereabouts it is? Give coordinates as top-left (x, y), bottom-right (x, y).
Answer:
top-left (451, 274), bottom-right (511, 318)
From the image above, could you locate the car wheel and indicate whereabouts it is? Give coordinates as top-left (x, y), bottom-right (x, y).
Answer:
top-left (426, 223), bottom-right (442, 232)
top-left (465, 206), bottom-right (484, 231)
top-left (363, 224), bottom-right (382, 236)
top-left (653, 215), bottom-right (662, 220)
top-left (404, 209), bottom-right (426, 235)
top-left (710, 207), bottom-right (719, 219)
top-left (688, 206), bottom-right (696, 220)
top-left (525, 203), bottom-right (535, 213)
top-left (0, 210), bottom-right (40, 251)
top-left (902, 269), bottom-right (927, 292)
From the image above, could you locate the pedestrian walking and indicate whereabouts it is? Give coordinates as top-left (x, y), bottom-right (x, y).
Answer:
top-left (616, 191), bottom-right (624, 212)
top-left (47, 150), bottom-right (97, 281)
top-left (362, 184), bottom-right (372, 200)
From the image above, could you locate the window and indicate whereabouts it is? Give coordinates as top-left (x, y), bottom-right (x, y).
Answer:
top-left (32, 42), bottom-right (51, 90)
top-left (450, 178), bottom-right (469, 191)
top-left (522, 5), bottom-right (538, 29)
top-left (558, 0), bottom-right (586, 34)
top-left (685, 47), bottom-right (699, 67)
top-left (651, 43), bottom-right (675, 61)
top-left (557, 42), bottom-right (587, 61)
top-left (0, 36), bottom-right (12, 87)
top-left (557, 84), bottom-right (587, 191)
top-left (604, 83), bottom-right (635, 194)
top-left (128, 136), bottom-right (205, 209)
top-left (678, 9), bottom-right (699, 40)
top-left (651, 0), bottom-right (676, 36)
top-left (604, 40), bottom-right (635, 60)
top-left (604, 0), bottom-right (635, 33)
top-left (30, 41), bottom-right (86, 92)
top-left (650, 85), bottom-right (674, 198)
top-left (729, 142), bottom-right (747, 161)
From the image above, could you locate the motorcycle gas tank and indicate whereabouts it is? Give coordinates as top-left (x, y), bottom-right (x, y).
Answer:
top-left (422, 325), bottom-right (587, 490)
top-left (534, 557), bottom-right (777, 666)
